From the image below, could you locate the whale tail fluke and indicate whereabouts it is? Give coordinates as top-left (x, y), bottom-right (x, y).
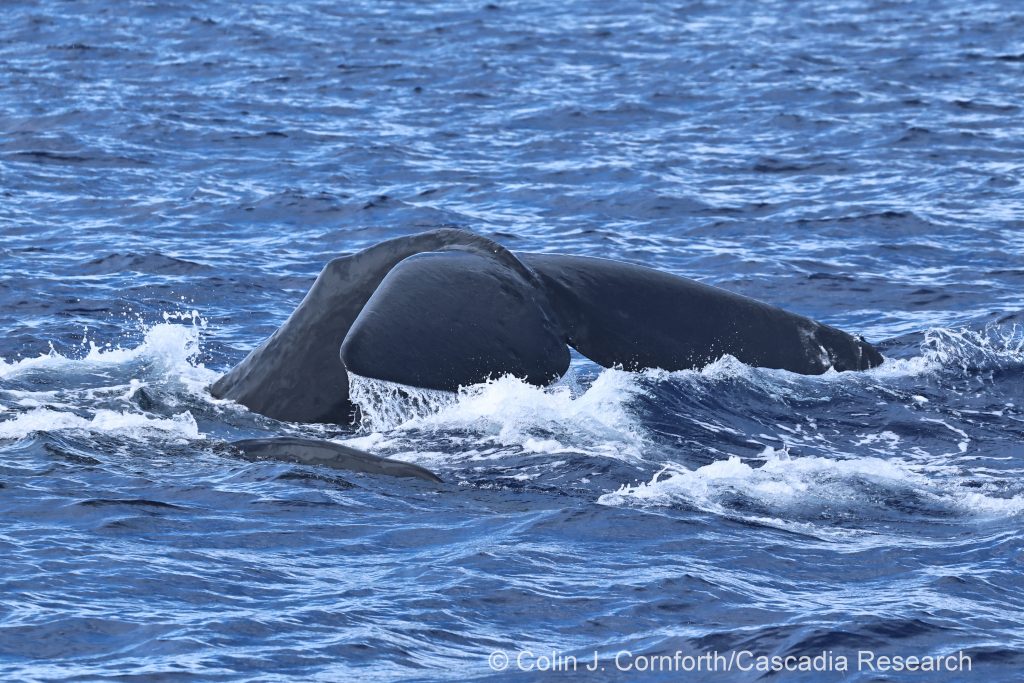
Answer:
top-left (212, 229), bottom-right (884, 427)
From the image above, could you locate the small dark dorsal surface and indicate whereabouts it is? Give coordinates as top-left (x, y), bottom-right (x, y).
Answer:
top-left (232, 437), bottom-right (443, 482)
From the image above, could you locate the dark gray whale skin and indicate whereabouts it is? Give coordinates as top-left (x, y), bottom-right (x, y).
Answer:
top-left (522, 253), bottom-right (882, 374)
top-left (211, 228), bottom-right (883, 426)
top-left (209, 229), bottom-right (518, 424)
top-left (339, 249), bottom-right (570, 391)
top-left (232, 437), bottom-right (443, 483)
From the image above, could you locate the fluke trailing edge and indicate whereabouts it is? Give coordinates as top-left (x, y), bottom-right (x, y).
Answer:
top-left (210, 228), bottom-right (883, 425)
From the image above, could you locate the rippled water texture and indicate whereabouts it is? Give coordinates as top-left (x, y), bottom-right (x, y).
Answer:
top-left (2, 1), bottom-right (1023, 681)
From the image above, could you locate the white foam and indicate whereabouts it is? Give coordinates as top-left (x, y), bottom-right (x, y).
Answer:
top-left (920, 418), bottom-right (971, 454)
top-left (0, 408), bottom-right (201, 441)
top-left (0, 322), bottom-right (218, 391)
top-left (873, 324), bottom-right (1023, 378)
top-left (0, 320), bottom-right (218, 443)
top-left (351, 370), bottom-right (647, 459)
top-left (598, 451), bottom-right (1024, 520)
top-left (955, 490), bottom-right (1024, 516)
top-left (637, 323), bottom-right (1023, 386)
top-left (413, 371), bottom-right (646, 458)
top-left (853, 430), bottom-right (902, 454)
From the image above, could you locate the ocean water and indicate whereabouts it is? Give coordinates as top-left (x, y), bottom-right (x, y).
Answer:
top-left (2, 0), bottom-right (1023, 680)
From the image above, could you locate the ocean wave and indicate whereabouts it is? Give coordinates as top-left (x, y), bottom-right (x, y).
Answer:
top-left (0, 320), bottom-right (216, 444)
top-left (0, 407), bottom-right (200, 441)
top-left (0, 320), bottom-right (217, 393)
top-left (598, 447), bottom-right (1024, 523)
top-left (876, 323), bottom-right (1024, 377)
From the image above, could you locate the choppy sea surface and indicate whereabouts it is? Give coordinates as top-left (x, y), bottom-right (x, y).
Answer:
top-left (2, 1), bottom-right (1023, 681)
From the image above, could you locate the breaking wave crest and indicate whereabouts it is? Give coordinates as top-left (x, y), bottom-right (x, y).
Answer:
top-left (0, 319), bottom-right (213, 385)
top-left (876, 323), bottom-right (1024, 377)
top-left (0, 408), bottom-right (200, 441)
top-left (598, 447), bottom-right (1024, 526)
top-left (0, 321), bottom-right (215, 443)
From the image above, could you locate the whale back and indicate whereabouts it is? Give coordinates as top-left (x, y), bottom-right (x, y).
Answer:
top-left (231, 437), bottom-right (442, 482)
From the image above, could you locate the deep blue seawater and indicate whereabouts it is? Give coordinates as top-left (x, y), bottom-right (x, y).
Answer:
top-left (2, 0), bottom-right (1024, 680)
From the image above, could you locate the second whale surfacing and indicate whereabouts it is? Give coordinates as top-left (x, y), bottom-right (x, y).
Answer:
top-left (210, 228), bottom-right (882, 479)
top-left (231, 437), bottom-right (443, 483)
